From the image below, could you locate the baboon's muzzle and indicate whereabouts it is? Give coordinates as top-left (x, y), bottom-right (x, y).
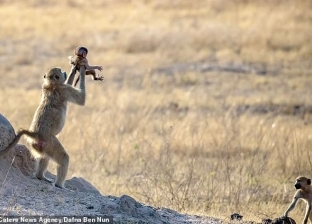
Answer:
top-left (295, 183), bottom-right (302, 189)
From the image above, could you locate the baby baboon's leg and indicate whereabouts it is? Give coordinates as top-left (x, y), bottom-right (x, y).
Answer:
top-left (74, 70), bottom-right (96, 87)
top-left (47, 137), bottom-right (69, 188)
top-left (86, 69), bottom-right (96, 77)
top-left (87, 69), bottom-right (103, 81)
top-left (36, 157), bottom-right (53, 183)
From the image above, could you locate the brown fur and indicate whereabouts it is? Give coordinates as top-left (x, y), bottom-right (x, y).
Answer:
top-left (284, 176), bottom-right (312, 224)
top-left (0, 67), bottom-right (86, 189)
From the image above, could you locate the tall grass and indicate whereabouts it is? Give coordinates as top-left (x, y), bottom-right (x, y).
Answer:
top-left (0, 0), bottom-right (312, 222)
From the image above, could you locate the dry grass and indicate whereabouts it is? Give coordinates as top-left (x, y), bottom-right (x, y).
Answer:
top-left (1, 0), bottom-right (312, 222)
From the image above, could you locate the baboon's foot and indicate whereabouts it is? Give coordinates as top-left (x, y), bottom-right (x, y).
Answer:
top-left (53, 182), bottom-right (68, 190)
top-left (36, 175), bottom-right (54, 183)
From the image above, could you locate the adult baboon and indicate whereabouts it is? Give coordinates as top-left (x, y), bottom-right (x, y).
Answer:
top-left (284, 176), bottom-right (312, 224)
top-left (0, 66), bottom-right (86, 189)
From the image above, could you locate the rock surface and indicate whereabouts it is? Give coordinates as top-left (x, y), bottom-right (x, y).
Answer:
top-left (0, 113), bottom-right (15, 152)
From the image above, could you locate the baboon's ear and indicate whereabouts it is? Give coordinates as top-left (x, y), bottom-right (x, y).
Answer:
top-left (307, 179), bottom-right (311, 185)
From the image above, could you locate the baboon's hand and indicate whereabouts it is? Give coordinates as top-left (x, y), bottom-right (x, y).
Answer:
top-left (97, 66), bottom-right (103, 71)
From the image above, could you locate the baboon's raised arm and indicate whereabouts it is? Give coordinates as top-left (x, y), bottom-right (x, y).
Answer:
top-left (65, 66), bottom-right (86, 105)
top-left (65, 65), bottom-right (77, 86)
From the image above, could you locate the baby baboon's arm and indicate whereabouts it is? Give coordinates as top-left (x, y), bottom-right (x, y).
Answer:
top-left (82, 58), bottom-right (103, 71)
top-left (73, 70), bottom-right (104, 87)
top-left (85, 64), bottom-right (103, 71)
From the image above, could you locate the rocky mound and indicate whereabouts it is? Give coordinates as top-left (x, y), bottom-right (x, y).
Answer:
top-left (0, 113), bottom-right (15, 152)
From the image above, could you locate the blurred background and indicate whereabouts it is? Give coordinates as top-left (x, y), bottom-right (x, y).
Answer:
top-left (0, 0), bottom-right (312, 222)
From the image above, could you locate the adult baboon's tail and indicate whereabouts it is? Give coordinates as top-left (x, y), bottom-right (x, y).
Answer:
top-left (0, 129), bottom-right (38, 156)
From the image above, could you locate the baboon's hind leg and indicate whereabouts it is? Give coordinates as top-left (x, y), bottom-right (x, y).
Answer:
top-left (46, 137), bottom-right (69, 189)
top-left (74, 70), bottom-right (97, 86)
top-left (35, 157), bottom-right (53, 183)
top-left (86, 69), bottom-right (96, 77)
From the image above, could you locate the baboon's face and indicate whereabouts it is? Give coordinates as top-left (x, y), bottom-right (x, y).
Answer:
top-left (44, 68), bottom-right (66, 84)
top-left (295, 176), bottom-right (311, 189)
top-left (78, 49), bottom-right (87, 58)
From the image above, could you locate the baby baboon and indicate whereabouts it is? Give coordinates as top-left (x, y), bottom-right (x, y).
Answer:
top-left (0, 66), bottom-right (86, 189)
top-left (284, 176), bottom-right (312, 224)
top-left (68, 46), bottom-right (103, 86)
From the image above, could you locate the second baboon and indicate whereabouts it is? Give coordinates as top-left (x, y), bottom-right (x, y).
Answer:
top-left (284, 176), bottom-right (312, 224)
top-left (0, 66), bottom-right (86, 189)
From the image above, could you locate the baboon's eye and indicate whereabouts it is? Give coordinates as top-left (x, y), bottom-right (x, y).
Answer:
top-left (55, 75), bottom-right (59, 80)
